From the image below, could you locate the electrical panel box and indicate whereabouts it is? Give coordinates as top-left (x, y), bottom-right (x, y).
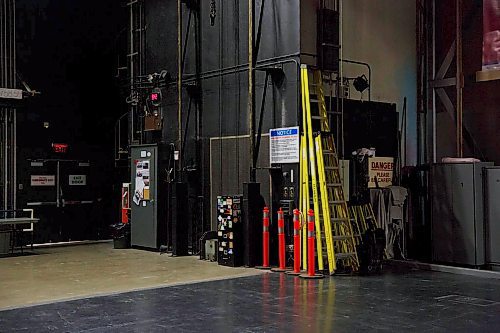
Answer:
top-left (217, 195), bottom-right (243, 267)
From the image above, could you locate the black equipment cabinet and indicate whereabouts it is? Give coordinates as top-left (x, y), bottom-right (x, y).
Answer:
top-left (217, 195), bottom-right (243, 267)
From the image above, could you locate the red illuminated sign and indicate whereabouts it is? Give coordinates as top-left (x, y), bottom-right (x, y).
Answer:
top-left (150, 88), bottom-right (162, 107)
top-left (52, 143), bottom-right (69, 153)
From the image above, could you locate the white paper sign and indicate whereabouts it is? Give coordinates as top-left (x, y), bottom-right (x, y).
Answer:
top-left (133, 160), bottom-right (151, 205)
top-left (31, 175), bottom-right (55, 186)
top-left (270, 127), bottom-right (300, 164)
top-left (69, 175), bottom-right (87, 186)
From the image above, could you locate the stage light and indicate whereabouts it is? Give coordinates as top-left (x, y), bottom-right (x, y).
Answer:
top-left (353, 74), bottom-right (369, 93)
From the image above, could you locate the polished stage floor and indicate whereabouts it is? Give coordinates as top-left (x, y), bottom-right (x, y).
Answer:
top-left (1, 265), bottom-right (499, 332)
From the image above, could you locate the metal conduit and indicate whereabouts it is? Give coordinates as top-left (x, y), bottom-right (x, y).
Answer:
top-left (0, 0), bottom-right (16, 211)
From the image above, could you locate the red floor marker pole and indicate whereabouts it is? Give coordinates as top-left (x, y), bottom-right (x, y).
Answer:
top-left (286, 209), bottom-right (302, 276)
top-left (300, 209), bottom-right (324, 279)
top-left (272, 208), bottom-right (287, 272)
top-left (257, 207), bottom-right (271, 270)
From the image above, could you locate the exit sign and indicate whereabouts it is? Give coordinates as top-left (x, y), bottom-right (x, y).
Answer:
top-left (52, 143), bottom-right (69, 153)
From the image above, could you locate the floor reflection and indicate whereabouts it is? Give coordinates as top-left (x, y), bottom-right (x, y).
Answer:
top-left (2, 269), bottom-right (499, 332)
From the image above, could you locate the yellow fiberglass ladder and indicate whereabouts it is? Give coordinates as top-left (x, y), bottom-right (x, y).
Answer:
top-left (300, 64), bottom-right (359, 274)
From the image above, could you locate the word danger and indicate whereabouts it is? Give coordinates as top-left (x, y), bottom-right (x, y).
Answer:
top-left (370, 161), bottom-right (394, 171)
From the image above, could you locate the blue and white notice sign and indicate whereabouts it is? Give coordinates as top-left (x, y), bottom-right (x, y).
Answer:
top-left (270, 126), bottom-right (300, 164)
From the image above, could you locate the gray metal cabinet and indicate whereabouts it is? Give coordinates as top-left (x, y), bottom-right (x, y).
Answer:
top-left (431, 162), bottom-right (493, 266)
top-left (484, 167), bottom-right (500, 268)
top-left (130, 144), bottom-right (168, 250)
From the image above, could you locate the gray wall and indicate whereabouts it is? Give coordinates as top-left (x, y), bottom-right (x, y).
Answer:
top-left (300, 0), bottom-right (417, 165)
top-left (342, 0), bottom-right (417, 165)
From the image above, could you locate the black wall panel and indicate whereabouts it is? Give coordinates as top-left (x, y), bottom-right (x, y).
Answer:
top-left (144, 0), bottom-right (301, 235)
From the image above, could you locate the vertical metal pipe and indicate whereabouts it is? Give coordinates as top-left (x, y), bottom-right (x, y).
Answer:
top-left (129, 1), bottom-right (135, 146)
top-left (432, 0), bottom-right (436, 163)
top-left (456, 0), bottom-right (463, 157)
top-left (12, 0), bottom-right (16, 210)
top-left (416, 0), bottom-right (421, 165)
top-left (248, 0), bottom-right (256, 182)
top-left (12, 111), bottom-right (16, 210)
top-left (195, 5), bottom-right (204, 233)
top-left (178, 0), bottom-right (183, 178)
top-left (339, 0), bottom-right (345, 159)
top-left (0, 0), bottom-right (4, 210)
top-left (56, 161), bottom-right (60, 208)
top-left (4, 112), bottom-right (8, 210)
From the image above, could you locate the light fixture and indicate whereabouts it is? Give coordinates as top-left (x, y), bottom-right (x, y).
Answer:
top-left (353, 74), bottom-right (369, 93)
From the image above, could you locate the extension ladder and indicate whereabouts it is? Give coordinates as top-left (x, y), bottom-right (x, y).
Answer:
top-left (300, 65), bottom-right (359, 274)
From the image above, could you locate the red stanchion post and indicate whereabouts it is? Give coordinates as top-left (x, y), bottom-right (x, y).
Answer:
top-left (272, 208), bottom-right (287, 272)
top-left (256, 207), bottom-right (271, 270)
top-left (300, 209), bottom-right (324, 279)
top-left (286, 209), bottom-right (302, 276)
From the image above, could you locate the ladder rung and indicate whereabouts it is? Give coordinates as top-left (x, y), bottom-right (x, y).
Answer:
top-left (310, 98), bottom-right (319, 103)
top-left (311, 116), bottom-right (326, 120)
top-left (327, 183), bottom-right (343, 187)
top-left (335, 253), bottom-right (357, 260)
top-left (324, 166), bottom-right (339, 170)
top-left (310, 199), bottom-right (346, 205)
top-left (330, 217), bottom-right (349, 222)
top-left (333, 235), bottom-right (351, 241)
top-left (332, 234), bottom-right (361, 241)
top-left (323, 150), bottom-right (335, 155)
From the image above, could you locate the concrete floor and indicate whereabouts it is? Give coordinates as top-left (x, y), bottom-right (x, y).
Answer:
top-left (1, 267), bottom-right (499, 332)
top-left (0, 242), bottom-right (262, 310)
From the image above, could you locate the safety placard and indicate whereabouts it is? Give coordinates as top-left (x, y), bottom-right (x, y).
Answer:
top-left (69, 175), bottom-right (87, 186)
top-left (31, 175), bottom-right (56, 186)
top-left (368, 157), bottom-right (394, 188)
top-left (0, 88), bottom-right (23, 100)
top-left (270, 126), bottom-right (300, 164)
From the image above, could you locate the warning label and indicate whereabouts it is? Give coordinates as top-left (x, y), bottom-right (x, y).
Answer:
top-left (31, 175), bottom-right (56, 186)
top-left (270, 127), bottom-right (300, 164)
top-left (368, 157), bottom-right (394, 188)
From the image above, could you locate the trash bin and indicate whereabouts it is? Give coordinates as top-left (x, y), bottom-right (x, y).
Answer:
top-left (110, 223), bottom-right (131, 249)
top-left (0, 231), bottom-right (11, 254)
